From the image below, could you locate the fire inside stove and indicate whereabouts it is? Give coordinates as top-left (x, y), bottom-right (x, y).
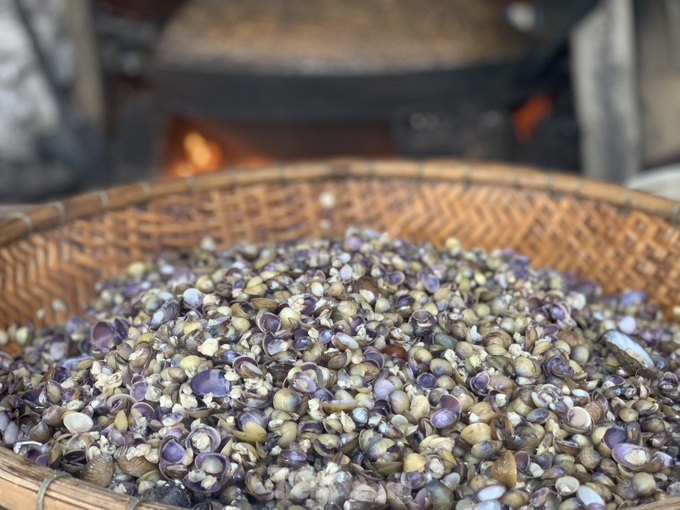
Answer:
top-left (162, 116), bottom-right (394, 177)
top-left (170, 131), bottom-right (222, 177)
top-left (163, 117), bottom-right (272, 178)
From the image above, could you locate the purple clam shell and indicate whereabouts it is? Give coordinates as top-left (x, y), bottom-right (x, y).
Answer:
top-left (374, 379), bottom-right (395, 400)
top-left (363, 347), bottom-right (384, 369)
top-left (418, 270), bottom-right (440, 294)
top-left (318, 328), bottom-right (333, 344)
top-left (130, 381), bottom-right (149, 401)
top-left (65, 315), bottom-right (87, 336)
top-left (161, 437), bottom-right (187, 463)
top-left (121, 282), bottom-right (140, 298)
top-left (430, 408), bottom-right (458, 428)
top-left (151, 301), bottom-right (180, 329)
top-left (439, 395), bottom-right (462, 414)
top-left (602, 375), bottom-right (625, 387)
top-left (190, 369), bottom-right (230, 398)
top-left (312, 387), bottom-right (334, 401)
top-left (300, 421), bottom-right (322, 434)
top-left (257, 312), bottom-right (281, 333)
top-left (549, 303), bottom-right (569, 322)
top-left (171, 267), bottom-right (194, 285)
top-left (343, 233), bottom-right (362, 252)
top-left (35, 454), bottom-right (50, 467)
top-left (603, 427), bottom-right (628, 449)
top-left (396, 294), bottom-right (415, 309)
top-left (130, 402), bottom-right (155, 420)
top-left (51, 366), bottom-right (70, 384)
top-left (263, 334), bottom-right (286, 356)
top-left (411, 310), bottom-right (436, 327)
top-left (238, 409), bottom-right (268, 430)
top-left (620, 289), bottom-right (647, 307)
top-left (232, 355), bottom-right (257, 372)
top-left (182, 288), bottom-right (204, 310)
top-left (659, 372), bottom-right (678, 393)
top-left (531, 487), bottom-right (550, 506)
top-left (112, 318), bottom-right (129, 340)
top-left (417, 373), bottom-right (437, 389)
top-left (163, 425), bottom-right (187, 440)
top-left (515, 451), bottom-right (530, 472)
top-left (527, 408), bottom-right (550, 424)
top-left (186, 426), bottom-right (221, 453)
top-left (194, 452), bottom-right (229, 469)
top-left (300, 296), bottom-right (317, 315)
top-left (91, 321), bottom-right (119, 351)
top-left (386, 271), bottom-right (405, 286)
top-left (290, 373), bottom-right (317, 394)
top-left (21, 387), bottom-right (43, 407)
top-left (279, 448), bottom-right (308, 468)
top-left (545, 356), bottom-right (574, 378)
top-left (102, 426), bottom-right (127, 447)
top-left (3, 421), bottom-right (19, 446)
top-left (47, 334), bottom-right (69, 361)
top-left (612, 443), bottom-right (652, 469)
top-left (349, 316), bottom-right (366, 336)
top-left (291, 336), bottom-right (311, 350)
top-left (183, 453), bottom-right (228, 493)
top-left (469, 371), bottom-right (490, 395)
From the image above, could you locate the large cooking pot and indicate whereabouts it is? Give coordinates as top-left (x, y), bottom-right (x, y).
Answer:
top-left (148, 0), bottom-right (597, 122)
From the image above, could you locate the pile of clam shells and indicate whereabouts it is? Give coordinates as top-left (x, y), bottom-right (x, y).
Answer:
top-left (1, 229), bottom-right (680, 510)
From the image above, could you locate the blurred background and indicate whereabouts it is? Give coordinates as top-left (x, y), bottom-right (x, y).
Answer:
top-left (1, 0), bottom-right (679, 203)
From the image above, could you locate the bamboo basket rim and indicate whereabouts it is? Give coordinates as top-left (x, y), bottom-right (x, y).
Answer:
top-left (0, 158), bottom-right (679, 510)
top-left (1, 158), bottom-right (679, 248)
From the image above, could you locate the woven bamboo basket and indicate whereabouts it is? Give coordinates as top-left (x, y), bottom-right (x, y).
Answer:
top-left (1, 159), bottom-right (679, 510)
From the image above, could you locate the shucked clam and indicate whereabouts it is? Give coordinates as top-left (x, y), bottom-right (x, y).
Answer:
top-left (2, 229), bottom-right (680, 509)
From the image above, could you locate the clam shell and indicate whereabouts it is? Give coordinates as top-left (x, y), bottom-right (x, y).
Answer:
top-left (232, 422), bottom-right (267, 444)
top-left (601, 330), bottom-right (655, 377)
top-left (491, 451), bottom-right (517, 488)
top-left (476, 484), bottom-right (506, 502)
top-left (274, 421), bottom-right (298, 447)
top-left (81, 453), bottom-right (114, 487)
top-left (555, 475), bottom-right (580, 496)
top-left (114, 447), bottom-right (156, 477)
top-left (512, 356), bottom-right (541, 379)
top-left (425, 480), bottom-right (454, 510)
top-left (460, 423), bottom-right (491, 445)
top-left (321, 400), bottom-right (358, 413)
top-left (273, 388), bottom-right (302, 412)
top-left (500, 489), bottom-right (530, 507)
top-left (612, 443), bottom-right (652, 471)
top-left (577, 485), bottom-right (604, 506)
top-left (403, 453), bottom-right (427, 473)
top-left (62, 412), bottom-right (93, 434)
top-left (632, 472), bottom-right (657, 497)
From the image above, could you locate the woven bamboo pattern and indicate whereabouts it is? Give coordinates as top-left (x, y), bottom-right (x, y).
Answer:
top-left (0, 159), bottom-right (679, 510)
top-left (1, 159), bottom-right (679, 329)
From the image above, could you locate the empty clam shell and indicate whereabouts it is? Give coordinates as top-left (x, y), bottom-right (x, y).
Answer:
top-left (190, 369), bottom-right (231, 397)
top-left (612, 443), bottom-right (651, 470)
top-left (601, 330), bottom-right (655, 376)
top-left (62, 412), bottom-right (93, 434)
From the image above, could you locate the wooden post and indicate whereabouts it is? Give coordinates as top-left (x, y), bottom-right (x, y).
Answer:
top-left (64, 0), bottom-right (105, 128)
top-left (570, 0), bottom-right (640, 182)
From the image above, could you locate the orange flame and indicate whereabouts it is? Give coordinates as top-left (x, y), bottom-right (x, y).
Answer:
top-left (170, 130), bottom-right (223, 177)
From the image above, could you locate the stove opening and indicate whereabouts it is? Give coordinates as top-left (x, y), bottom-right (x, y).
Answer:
top-left (161, 115), bottom-right (395, 177)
